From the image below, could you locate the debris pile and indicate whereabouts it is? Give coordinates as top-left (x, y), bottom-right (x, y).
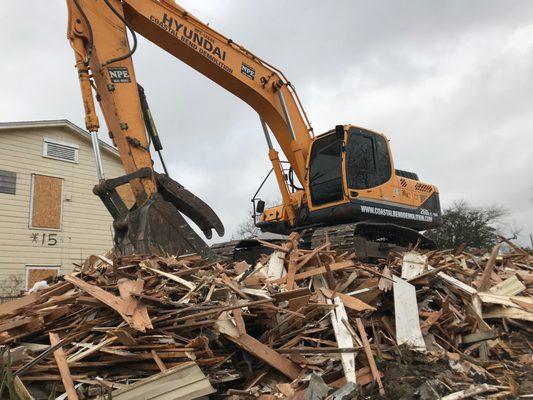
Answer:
top-left (0, 234), bottom-right (532, 399)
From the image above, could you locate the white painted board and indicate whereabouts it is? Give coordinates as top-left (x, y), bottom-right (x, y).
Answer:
top-left (393, 276), bottom-right (426, 351)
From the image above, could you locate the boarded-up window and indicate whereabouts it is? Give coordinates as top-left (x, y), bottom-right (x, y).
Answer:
top-left (26, 266), bottom-right (59, 290)
top-left (31, 175), bottom-right (63, 229)
top-left (0, 170), bottom-right (16, 195)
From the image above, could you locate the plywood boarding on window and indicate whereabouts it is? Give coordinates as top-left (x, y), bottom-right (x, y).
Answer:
top-left (26, 267), bottom-right (59, 290)
top-left (31, 175), bottom-right (62, 229)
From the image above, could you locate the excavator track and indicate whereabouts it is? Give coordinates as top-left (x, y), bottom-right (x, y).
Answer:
top-left (211, 222), bottom-right (436, 263)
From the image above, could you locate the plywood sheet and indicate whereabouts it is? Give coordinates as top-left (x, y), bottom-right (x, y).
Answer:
top-left (401, 252), bottom-right (427, 280)
top-left (27, 268), bottom-right (58, 290)
top-left (32, 175), bottom-right (62, 229)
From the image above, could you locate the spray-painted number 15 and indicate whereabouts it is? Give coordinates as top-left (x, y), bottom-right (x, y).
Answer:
top-left (30, 233), bottom-right (58, 246)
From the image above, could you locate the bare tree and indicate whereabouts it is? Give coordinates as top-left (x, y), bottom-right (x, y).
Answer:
top-left (233, 210), bottom-right (261, 239)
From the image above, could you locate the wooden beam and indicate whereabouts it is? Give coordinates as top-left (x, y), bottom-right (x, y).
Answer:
top-left (355, 318), bottom-right (384, 396)
top-left (49, 332), bottom-right (79, 400)
top-left (225, 333), bottom-right (301, 380)
top-left (429, 267), bottom-right (477, 296)
top-left (67, 337), bottom-right (117, 363)
top-left (271, 261), bottom-right (354, 285)
top-left (320, 288), bottom-right (376, 312)
top-left (150, 350), bottom-right (167, 372)
top-left (286, 252), bottom-right (298, 290)
top-left (478, 244), bottom-right (501, 292)
top-left (0, 293), bottom-right (39, 317)
top-left (140, 262), bottom-right (196, 290)
top-left (233, 304), bottom-right (247, 336)
top-left (64, 277), bottom-right (129, 321)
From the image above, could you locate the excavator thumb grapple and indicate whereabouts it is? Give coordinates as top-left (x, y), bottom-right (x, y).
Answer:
top-left (93, 168), bottom-right (224, 258)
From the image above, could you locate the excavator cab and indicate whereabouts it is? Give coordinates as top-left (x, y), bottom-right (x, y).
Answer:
top-left (306, 124), bottom-right (441, 231)
top-left (308, 125), bottom-right (392, 208)
top-left (257, 124), bottom-right (441, 256)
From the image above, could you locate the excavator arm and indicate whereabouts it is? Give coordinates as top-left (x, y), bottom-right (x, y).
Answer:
top-left (66, 0), bottom-right (313, 256)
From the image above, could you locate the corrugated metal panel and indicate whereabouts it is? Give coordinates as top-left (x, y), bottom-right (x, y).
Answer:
top-left (107, 362), bottom-right (215, 400)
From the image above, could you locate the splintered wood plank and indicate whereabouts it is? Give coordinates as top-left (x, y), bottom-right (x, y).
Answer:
top-left (430, 267), bottom-right (477, 296)
top-left (232, 306), bottom-right (247, 336)
top-left (286, 252), bottom-right (298, 290)
top-left (0, 293), bottom-right (40, 317)
top-left (489, 275), bottom-right (526, 296)
top-left (0, 317), bottom-right (40, 333)
top-left (393, 276), bottom-right (426, 351)
top-left (355, 318), bottom-right (384, 395)
top-left (271, 261), bottom-right (355, 285)
top-left (484, 306), bottom-right (533, 322)
top-left (321, 288), bottom-right (376, 312)
top-left (118, 279), bottom-right (153, 331)
top-left (110, 329), bottom-right (138, 346)
top-left (118, 279), bottom-right (144, 316)
top-left (64, 276), bottom-right (150, 332)
top-left (328, 296), bottom-right (356, 384)
top-left (478, 244), bottom-right (501, 292)
top-left (140, 262), bottom-right (196, 290)
top-left (478, 292), bottom-right (533, 309)
top-left (225, 333), bottom-right (301, 380)
top-left (511, 298), bottom-right (533, 312)
top-left (151, 350), bottom-right (167, 372)
top-left (49, 332), bottom-right (79, 400)
top-left (67, 337), bottom-right (117, 363)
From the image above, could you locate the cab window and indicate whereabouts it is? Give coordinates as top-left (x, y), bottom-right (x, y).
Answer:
top-left (309, 133), bottom-right (344, 205)
top-left (346, 128), bottom-right (391, 189)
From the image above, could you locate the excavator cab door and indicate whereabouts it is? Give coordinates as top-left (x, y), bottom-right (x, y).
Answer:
top-left (308, 130), bottom-right (345, 207)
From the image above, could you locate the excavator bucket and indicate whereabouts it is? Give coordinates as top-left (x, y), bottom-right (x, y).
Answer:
top-left (96, 171), bottom-right (224, 259)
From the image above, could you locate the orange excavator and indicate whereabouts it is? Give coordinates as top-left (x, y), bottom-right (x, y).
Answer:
top-left (66, 0), bottom-right (441, 260)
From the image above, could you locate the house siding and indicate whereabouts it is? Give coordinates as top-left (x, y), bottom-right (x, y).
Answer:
top-left (0, 124), bottom-right (130, 295)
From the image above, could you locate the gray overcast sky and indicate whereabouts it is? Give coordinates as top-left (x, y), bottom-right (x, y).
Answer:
top-left (1, 1), bottom-right (532, 245)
